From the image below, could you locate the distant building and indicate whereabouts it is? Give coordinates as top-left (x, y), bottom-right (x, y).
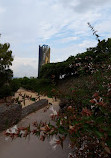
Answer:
top-left (38, 44), bottom-right (50, 77)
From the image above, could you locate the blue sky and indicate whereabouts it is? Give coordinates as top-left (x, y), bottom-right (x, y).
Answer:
top-left (0, 0), bottom-right (111, 77)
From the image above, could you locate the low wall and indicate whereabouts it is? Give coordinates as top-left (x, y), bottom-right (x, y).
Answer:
top-left (21, 99), bottom-right (48, 118)
top-left (0, 104), bottom-right (22, 131)
top-left (0, 99), bottom-right (48, 131)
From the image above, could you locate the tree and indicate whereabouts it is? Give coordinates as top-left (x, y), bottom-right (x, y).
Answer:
top-left (0, 40), bottom-right (13, 99)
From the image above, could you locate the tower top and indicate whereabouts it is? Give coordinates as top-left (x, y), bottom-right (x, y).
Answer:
top-left (39, 44), bottom-right (50, 49)
top-left (38, 45), bottom-right (50, 77)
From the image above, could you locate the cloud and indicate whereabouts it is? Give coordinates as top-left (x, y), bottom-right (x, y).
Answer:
top-left (0, 0), bottom-right (111, 77)
top-left (0, 6), bottom-right (6, 14)
top-left (95, 19), bottom-right (111, 37)
top-left (13, 64), bottom-right (37, 78)
top-left (51, 39), bottom-right (97, 62)
top-left (59, 36), bottom-right (79, 43)
top-left (78, 40), bottom-right (97, 48)
top-left (11, 57), bottom-right (38, 77)
top-left (60, 0), bottom-right (111, 13)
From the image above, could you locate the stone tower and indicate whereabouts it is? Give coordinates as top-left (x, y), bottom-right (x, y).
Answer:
top-left (38, 44), bottom-right (50, 77)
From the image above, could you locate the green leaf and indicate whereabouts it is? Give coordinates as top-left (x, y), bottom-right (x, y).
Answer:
top-left (106, 139), bottom-right (111, 147)
top-left (58, 126), bottom-right (67, 134)
top-left (31, 98), bottom-right (36, 101)
top-left (107, 130), bottom-right (111, 136)
top-left (27, 125), bottom-right (31, 133)
top-left (95, 116), bottom-right (105, 123)
top-left (94, 130), bottom-right (103, 138)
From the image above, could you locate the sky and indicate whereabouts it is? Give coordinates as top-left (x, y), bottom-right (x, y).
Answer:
top-left (0, 0), bottom-right (111, 77)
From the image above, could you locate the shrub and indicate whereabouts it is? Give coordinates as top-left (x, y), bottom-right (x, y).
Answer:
top-left (0, 41), bottom-right (13, 99)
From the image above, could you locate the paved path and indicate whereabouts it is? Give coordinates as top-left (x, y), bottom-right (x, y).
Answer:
top-left (0, 100), bottom-right (71, 158)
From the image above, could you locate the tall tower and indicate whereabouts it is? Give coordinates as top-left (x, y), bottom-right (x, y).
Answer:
top-left (38, 44), bottom-right (50, 77)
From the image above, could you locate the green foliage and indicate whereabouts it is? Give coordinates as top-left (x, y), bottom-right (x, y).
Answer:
top-left (57, 67), bottom-right (111, 110)
top-left (39, 61), bottom-right (71, 81)
top-left (0, 85), bottom-right (12, 99)
top-left (10, 78), bottom-right (21, 93)
top-left (11, 77), bottom-right (56, 97)
top-left (0, 42), bottom-right (13, 99)
top-left (40, 38), bottom-right (111, 82)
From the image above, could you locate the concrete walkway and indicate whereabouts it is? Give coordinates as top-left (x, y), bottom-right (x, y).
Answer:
top-left (0, 99), bottom-right (71, 158)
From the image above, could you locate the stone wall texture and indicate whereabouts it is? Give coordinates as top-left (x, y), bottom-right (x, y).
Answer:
top-left (0, 99), bottom-right (48, 131)
top-left (21, 99), bottom-right (48, 118)
top-left (0, 104), bottom-right (22, 131)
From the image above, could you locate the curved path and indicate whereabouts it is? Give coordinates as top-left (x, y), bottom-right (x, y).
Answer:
top-left (0, 90), bottom-right (71, 158)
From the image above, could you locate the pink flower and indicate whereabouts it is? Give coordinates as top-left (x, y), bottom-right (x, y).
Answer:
top-left (40, 135), bottom-right (45, 141)
top-left (40, 125), bottom-right (50, 132)
top-left (82, 108), bottom-right (92, 117)
top-left (90, 98), bottom-right (97, 104)
top-left (93, 92), bottom-right (99, 98)
top-left (67, 106), bottom-right (73, 110)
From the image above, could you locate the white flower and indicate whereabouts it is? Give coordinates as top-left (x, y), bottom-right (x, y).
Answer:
top-left (6, 125), bottom-right (18, 134)
top-left (52, 144), bottom-right (57, 150)
top-left (5, 137), bottom-right (9, 141)
top-left (49, 136), bottom-right (58, 145)
top-left (5, 125), bottom-right (18, 141)
top-left (60, 119), bottom-right (63, 125)
top-left (20, 130), bottom-right (25, 135)
top-left (6, 129), bottom-right (11, 134)
top-left (11, 125), bottom-right (18, 134)
top-left (108, 65), bottom-right (111, 70)
top-left (91, 105), bottom-right (95, 109)
top-left (64, 116), bottom-right (67, 119)
top-left (50, 107), bottom-right (57, 115)
top-left (93, 98), bottom-right (98, 104)
top-left (69, 64), bottom-right (72, 68)
top-left (49, 136), bottom-right (58, 150)
top-left (99, 97), bottom-right (103, 102)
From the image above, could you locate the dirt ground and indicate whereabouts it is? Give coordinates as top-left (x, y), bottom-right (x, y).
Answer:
top-left (15, 88), bottom-right (59, 108)
top-left (0, 88), bottom-right (59, 108)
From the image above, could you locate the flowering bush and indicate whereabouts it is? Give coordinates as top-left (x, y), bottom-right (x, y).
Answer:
top-left (40, 38), bottom-right (111, 82)
top-left (5, 86), bottom-right (111, 157)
